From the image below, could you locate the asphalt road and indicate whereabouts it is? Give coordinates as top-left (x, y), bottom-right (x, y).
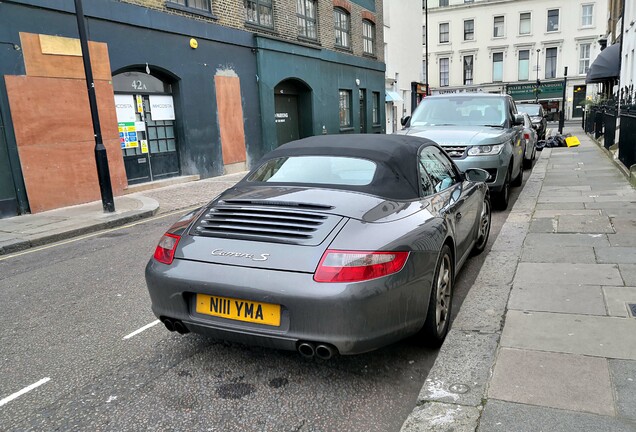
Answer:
top-left (0, 164), bottom-right (532, 432)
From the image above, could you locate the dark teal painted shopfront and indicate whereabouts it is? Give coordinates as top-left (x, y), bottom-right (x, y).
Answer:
top-left (254, 36), bottom-right (386, 159)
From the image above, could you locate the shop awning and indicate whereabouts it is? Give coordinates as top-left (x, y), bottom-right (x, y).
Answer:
top-left (385, 90), bottom-right (403, 102)
top-left (586, 43), bottom-right (620, 84)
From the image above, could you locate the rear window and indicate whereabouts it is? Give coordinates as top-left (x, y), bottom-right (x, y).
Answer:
top-left (517, 105), bottom-right (541, 116)
top-left (247, 156), bottom-right (377, 186)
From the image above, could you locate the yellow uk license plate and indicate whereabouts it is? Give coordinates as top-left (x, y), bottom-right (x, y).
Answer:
top-left (195, 294), bottom-right (281, 327)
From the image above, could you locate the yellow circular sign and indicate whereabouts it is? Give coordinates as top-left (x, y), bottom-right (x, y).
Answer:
top-left (190, 38), bottom-right (198, 49)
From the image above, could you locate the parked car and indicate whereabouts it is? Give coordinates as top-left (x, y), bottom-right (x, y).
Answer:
top-left (516, 103), bottom-right (547, 140)
top-left (145, 134), bottom-right (491, 357)
top-left (521, 112), bottom-right (538, 169)
top-left (399, 93), bottom-right (525, 210)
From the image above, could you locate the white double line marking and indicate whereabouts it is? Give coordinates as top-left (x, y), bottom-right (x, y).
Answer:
top-left (0, 378), bottom-right (51, 407)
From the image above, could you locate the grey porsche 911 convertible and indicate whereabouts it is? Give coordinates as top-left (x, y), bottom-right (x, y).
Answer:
top-left (145, 134), bottom-right (491, 358)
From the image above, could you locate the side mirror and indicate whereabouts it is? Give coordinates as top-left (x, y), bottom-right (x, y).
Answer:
top-left (531, 123), bottom-right (539, 130)
top-left (400, 116), bottom-right (411, 127)
top-left (512, 114), bottom-right (525, 126)
top-left (464, 168), bottom-right (490, 183)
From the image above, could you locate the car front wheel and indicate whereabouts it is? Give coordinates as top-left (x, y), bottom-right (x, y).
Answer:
top-left (471, 196), bottom-right (491, 256)
top-left (494, 169), bottom-right (510, 210)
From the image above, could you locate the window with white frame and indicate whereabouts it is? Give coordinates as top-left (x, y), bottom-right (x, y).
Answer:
top-left (334, 8), bottom-right (351, 48)
top-left (581, 4), bottom-right (594, 27)
top-left (439, 0), bottom-right (449, 6)
top-left (545, 47), bottom-right (557, 78)
top-left (547, 9), bottom-right (559, 32)
top-left (579, 43), bottom-right (591, 74)
top-left (439, 58), bottom-right (449, 86)
top-left (423, 25), bottom-right (426, 45)
top-left (372, 92), bottom-right (380, 125)
top-left (339, 90), bottom-right (352, 128)
top-left (297, 0), bottom-right (317, 39)
top-left (168, 0), bottom-right (212, 14)
top-left (362, 20), bottom-right (375, 55)
top-left (464, 55), bottom-right (473, 85)
top-left (464, 19), bottom-right (474, 41)
top-left (492, 52), bottom-right (503, 82)
top-left (439, 22), bottom-right (449, 43)
top-left (519, 12), bottom-right (531, 35)
top-left (518, 50), bottom-right (530, 80)
top-left (422, 59), bottom-right (427, 83)
top-left (493, 16), bottom-right (505, 38)
top-left (245, 0), bottom-right (273, 27)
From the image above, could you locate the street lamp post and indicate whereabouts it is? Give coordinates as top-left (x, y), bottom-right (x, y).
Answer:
top-left (535, 49), bottom-right (541, 103)
top-left (74, 0), bottom-right (115, 213)
top-left (558, 66), bottom-right (568, 134)
top-left (425, 0), bottom-right (429, 96)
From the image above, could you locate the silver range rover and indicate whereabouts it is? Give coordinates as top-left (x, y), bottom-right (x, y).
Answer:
top-left (399, 93), bottom-right (528, 210)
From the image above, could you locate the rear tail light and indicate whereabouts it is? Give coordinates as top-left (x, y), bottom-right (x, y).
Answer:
top-left (314, 250), bottom-right (409, 283)
top-left (523, 133), bottom-right (531, 140)
top-left (153, 233), bottom-right (181, 265)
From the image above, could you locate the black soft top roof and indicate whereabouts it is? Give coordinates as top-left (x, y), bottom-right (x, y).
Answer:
top-left (247, 134), bottom-right (437, 200)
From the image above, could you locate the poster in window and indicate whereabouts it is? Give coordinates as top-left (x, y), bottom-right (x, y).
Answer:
top-left (114, 95), bottom-right (136, 123)
top-left (149, 95), bottom-right (175, 121)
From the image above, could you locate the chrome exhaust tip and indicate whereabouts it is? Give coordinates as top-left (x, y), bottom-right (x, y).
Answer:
top-left (298, 342), bottom-right (315, 358)
top-left (162, 318), bottom-right (175, 332)
top-left (173, 320), bottom-right (190, 335)
top-left (315, 344), bottom-right (335, 360)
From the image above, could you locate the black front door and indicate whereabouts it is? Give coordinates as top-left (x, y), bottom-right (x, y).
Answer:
top-left (572, 85), bottom-right (586, 118)
top-left (359, 89), bottom-right (367, 133)
top-left (275, 94), bottom-right (300, 146)
top-left (118, 94), bottom-right (180, 185)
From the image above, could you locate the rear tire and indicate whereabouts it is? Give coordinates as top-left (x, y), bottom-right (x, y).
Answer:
top-left (471, 196), bottom-right (491, 256)
top-left (493, 169), bottom-right (510, 210)
top-left (419, 244), bottom-right (454, 348)
top-left (523, 148), bottom-right (535, 169)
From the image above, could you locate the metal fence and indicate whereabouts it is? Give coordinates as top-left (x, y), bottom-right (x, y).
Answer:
top-left (584, 85), bottom-right (636, 169)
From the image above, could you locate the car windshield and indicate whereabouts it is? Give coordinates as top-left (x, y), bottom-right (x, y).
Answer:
top-left (517, 105), bottom-right (541, 116)
top-left (410, 96), bottom-right (507, 127)
top-left (247, 156), bottom-right (377, 186)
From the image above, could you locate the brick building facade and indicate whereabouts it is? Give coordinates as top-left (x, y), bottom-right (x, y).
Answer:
top-left (0, 0), bottom-right (385, 217)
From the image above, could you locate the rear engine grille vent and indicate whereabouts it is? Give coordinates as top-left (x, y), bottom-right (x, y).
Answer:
top-left (444, 146), bottom-right (467, 158)
top-left (192, 203), bottom-right (342, 245)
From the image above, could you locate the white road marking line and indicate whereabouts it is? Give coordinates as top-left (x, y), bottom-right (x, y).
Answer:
top-left (122, 320), bottom-right (161, 340)
top-left (0, 206), bottom-right (200, 262)
top-left (0, 378), bottom-right (51, 407)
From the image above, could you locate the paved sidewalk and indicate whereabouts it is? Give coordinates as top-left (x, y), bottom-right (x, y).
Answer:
top-left (403, 126), bottom-right (636, 431)
top-left (0, 171), bottom-right (246, 255)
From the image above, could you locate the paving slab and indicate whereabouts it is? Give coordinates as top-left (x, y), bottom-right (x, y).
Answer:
top-left (478, 400), bottom-right (636, 432)
top-left (537, 195), bottom-right (595, 203)
top-left (501, 310), bottom-right (636, 360)
top-left (532, 209), bottom-right (601, 218)
top-left (528, 217), bottom-right (557, 233)
top-left (603, 286), bottom-right (636, 317)
top-left (586, 201), bottom-right (636, 209)
top-left (524, 233), bottom-right (609, 248)
top-left (538, 190), bottom-right (583, 198)
top-left (535, 202), bottom-right (586, 210)
top-left (417, 330), bottom-right (499, 407)
top-left (607, 234), bottom-right (636, 247)
top-left (541, 185), bottom-right (591, 191)
top-left (488, 348), bottom-right (614, 416)
top-left (520, 245), bottom-right (596, 263)
top-left (609, 359), bottom-right (636, 421)
top-left (595, 247), bottom-right (636, 264)
top-left (514, 262), bottom-right (623, 286)
top-left (508, 283), bottom-right (606, 315)
top-left (619, 264), bottom-right (636, 286)
top-left (556, 215), bottom-right (614, 234)
top-left (610, 218), bottom-right (636, 235)
top-left (401, 402), bottom-right (481, 432)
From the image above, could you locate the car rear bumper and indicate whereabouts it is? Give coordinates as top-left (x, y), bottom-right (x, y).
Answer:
top-left (145, 254), bottom-right (436, 355)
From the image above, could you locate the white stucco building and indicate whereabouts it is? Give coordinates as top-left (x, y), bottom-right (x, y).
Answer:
top-left (424, 0), bottom-right (608, 119)
top-left (620, 0), bottom-right (636, 89)
top-left (383, 0), bottom-right (425, 133)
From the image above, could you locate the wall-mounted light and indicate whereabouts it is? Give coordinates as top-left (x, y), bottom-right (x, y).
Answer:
top-left (355, 79), bottom-right (361, 86)
top-left (190, 38), bottom-right (198, 49)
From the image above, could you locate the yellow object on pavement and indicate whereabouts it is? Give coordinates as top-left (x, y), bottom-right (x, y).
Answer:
top-left (565, 136), bottom-right (581, 147)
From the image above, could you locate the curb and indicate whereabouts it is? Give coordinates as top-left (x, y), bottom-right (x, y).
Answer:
top-left (401, 149), bottom-right (549, 432)
top-left (0, 197), bottom-right (159, 256)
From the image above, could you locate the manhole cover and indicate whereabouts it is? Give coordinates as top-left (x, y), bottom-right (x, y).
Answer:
top-left (628, 303), bottom-right (636, 318)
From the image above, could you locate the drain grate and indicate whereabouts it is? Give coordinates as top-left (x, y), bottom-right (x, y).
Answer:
top-left (629, 303), bottom-right (636, 318)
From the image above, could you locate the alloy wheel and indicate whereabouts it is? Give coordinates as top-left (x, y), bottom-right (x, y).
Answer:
top-left (435, 253), bottom-right (452, 335)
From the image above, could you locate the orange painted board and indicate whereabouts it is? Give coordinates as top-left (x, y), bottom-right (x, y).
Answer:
top-left (214, 75), bottom-right (247, 165)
